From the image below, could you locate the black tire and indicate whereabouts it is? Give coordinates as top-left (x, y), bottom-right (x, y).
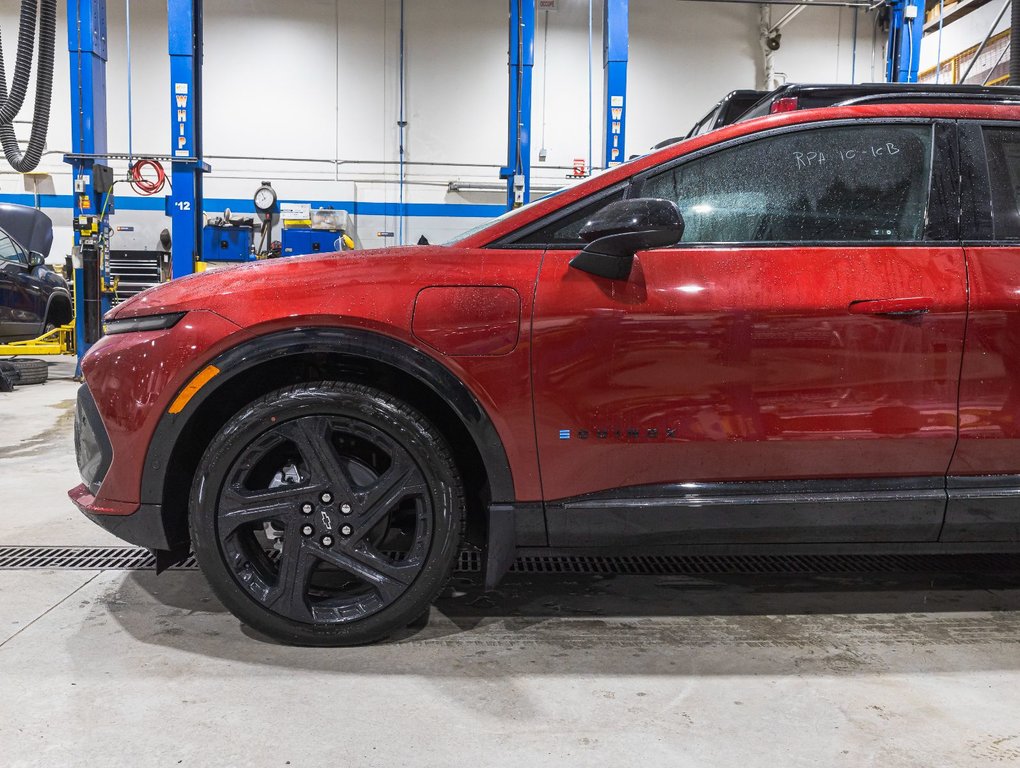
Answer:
top-left (0, 362), bottom-right (15, 392)
top-left (189, 381), bottom-right (464, 646)
top-left (3, 358), bottom-right (48, 385)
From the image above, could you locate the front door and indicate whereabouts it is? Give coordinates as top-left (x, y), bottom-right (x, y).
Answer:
top-left (0, 231), bottom-right (41, 339)
top-left (531, 120), bottom-right (966, 546)
top-left (946, 122), bottom-right (1020, 542)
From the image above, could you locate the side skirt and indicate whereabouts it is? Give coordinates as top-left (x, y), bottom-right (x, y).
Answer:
top-left (944, 475), bottom-right (1020, 542)
top-left (487, 477), bottom-right (1020, 586)
top-left (543, 477), bottom-right (948, 548)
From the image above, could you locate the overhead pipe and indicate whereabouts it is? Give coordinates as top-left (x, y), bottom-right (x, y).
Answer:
top-left (769, 1), bottom-right (813, 35)
top-left (850, 7), bottom-right (858, 83)
top-left (986, 40), bottom-right (1011, 84)
top-left (587, 0), bottom-right (592, 177)
top-left (1012, 0), bottom-right (1020, 82)
top-left (126, 0), bottom-right (133, 162)
top-left (960, 0), bottom-right (1010, 82)
top-left (760, 5), bottom-right (776, 90)
top-left (935, 0), bottom-right (944, 82)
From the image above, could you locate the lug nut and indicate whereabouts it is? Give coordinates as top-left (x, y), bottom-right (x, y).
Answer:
top-left (320, 492), bottom-right (333, 504)
top-left (321, 535), bottom-right (334, 547)
top-left (340, 503), bottom-right (352, 515)
top-left (301, 503), bottom-right (313, 515)
top-left (340, 524), bottom-right (353, 536)
top-left (301, 524), bottom-right (314, 536)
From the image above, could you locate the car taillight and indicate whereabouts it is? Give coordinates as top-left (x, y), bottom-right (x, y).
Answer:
top-left (770, 96), bottom-right (799, 114)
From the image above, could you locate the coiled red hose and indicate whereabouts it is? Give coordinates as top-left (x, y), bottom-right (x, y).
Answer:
top-left (129, 158), bottom-right (167, 195)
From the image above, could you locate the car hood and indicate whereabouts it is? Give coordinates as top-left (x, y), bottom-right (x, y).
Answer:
top-left (107, 246), bottom-right (444, 323)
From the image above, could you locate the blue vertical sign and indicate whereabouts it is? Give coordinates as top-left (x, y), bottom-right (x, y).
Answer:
top-left (502, 0), bottom-right (534, 209)
top-left (66, 0), bottom-right (109, 361)
top-left (886, 0), bottom-right (923, 82)
top-left (603, 0), bottom-right (628, 167)
top-left (167, 0), bottom-right (205, 277)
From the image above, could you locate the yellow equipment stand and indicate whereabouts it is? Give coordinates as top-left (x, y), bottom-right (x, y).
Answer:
top-left (0, 321), bottom-right (76, 357)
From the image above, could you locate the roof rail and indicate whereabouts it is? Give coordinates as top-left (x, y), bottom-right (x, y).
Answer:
top-left (835, 92), bottom-right (1020, 107)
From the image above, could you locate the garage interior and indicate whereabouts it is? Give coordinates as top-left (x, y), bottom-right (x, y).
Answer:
top-left (3, 0), bottom-right (1020, 765)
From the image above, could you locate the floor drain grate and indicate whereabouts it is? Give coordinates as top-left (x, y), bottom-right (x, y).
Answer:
top-left (0, 546), bottom-right (196, 570)
top-left (0, 546), bottom-right (1017, 575)
top-left (509, 552), bottom-right (1020, 575)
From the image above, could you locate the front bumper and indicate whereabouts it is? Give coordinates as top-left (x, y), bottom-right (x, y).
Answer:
top-left (68, 309), bottom-right (245, 553)
top-left (68, 484), bottom-right (173, 550)
top-left (70, 384), bottom-right (171, 549)
top-left (73, 384), bottom-right (112, 496)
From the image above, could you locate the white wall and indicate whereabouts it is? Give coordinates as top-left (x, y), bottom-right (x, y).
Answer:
top-left (0, 0), bottom-right (880, 262)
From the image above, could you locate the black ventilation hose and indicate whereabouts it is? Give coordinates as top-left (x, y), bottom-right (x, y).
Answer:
top-left (0, 0), bottom-right (38, 125)
top-left (0, 0), bottom-right (54, 172)
top-left (1012, 0), bottom-right (1020, 84)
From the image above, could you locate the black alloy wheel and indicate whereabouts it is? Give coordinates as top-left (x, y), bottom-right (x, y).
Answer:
top-left (190, 382), bottom-right (463, 646)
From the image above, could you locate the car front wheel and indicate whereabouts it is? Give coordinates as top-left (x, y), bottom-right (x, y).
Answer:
top-left (189, 381), bottom-right (464, 646)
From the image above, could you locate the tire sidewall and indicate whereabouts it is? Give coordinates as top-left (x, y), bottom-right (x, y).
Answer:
top-left (189, 382), bottom-right (463, 646)
top-left (5, 358), bottom-right (48, 385)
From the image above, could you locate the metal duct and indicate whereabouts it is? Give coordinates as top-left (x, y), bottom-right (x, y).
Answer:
top-left (1012, 0), bottom-right (1020, 83)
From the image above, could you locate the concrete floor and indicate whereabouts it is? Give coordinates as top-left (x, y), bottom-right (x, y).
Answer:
top-left (3, 357), bottom-right (1020, 767)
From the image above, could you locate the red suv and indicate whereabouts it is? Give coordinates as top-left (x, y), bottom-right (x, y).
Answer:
top-left (72, 99), bottom-right (1020, 645)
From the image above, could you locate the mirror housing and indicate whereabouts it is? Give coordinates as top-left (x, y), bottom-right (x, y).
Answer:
top-left (570, 198), bottom-right (684, 280)
top-left (27, 251), bottom-right (45, 268)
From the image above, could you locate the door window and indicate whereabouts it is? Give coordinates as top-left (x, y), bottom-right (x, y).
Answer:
top-left (512, 188), bottom-right (626, 246)
top-left (0, 232), bottom-right (27, 264)
top-left (982, 127), bottom-right (1020, 240)
top-left (641, 123), bottom-right (934, 243)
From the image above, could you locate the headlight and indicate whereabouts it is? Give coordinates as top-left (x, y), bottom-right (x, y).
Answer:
top-left (104, 311), bottom-right (186, 335)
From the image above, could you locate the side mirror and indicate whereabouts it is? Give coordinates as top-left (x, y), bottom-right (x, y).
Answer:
top-left (570, 198), bottom-right (684, 280)
top-left (27, 251), bottom-right (45, 268)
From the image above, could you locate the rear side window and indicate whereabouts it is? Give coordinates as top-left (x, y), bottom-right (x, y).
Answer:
top-left (982, 127), bottom-right (1020, 239)
top-left (640, 123), bottom-right (934, 244)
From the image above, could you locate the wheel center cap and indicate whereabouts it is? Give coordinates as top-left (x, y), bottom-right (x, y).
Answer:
top-left (320, 509), bottom-right (333, 531)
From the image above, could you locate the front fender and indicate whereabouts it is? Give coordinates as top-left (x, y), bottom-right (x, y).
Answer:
top-left (140, 326), bottom-right (516, 506)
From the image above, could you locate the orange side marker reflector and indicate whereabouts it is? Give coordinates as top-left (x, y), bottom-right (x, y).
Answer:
top-left (168, 365), bottom-right (220, 414)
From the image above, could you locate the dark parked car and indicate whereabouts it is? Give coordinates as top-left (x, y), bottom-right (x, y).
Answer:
top-left (652, 89), bottom-right (765, 150)
top-left (73, 91), bottom-right (1020, 646)
top-left (0, 223), bottom-right (71, 341)
top-left (737, 82), bottom-right (1020, 122)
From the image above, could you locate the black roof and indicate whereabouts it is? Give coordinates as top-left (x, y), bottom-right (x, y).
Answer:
top-left (738, 82), bottom-right (1020, 121)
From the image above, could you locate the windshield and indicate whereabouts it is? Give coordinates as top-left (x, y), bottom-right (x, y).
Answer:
top-left (444, 205), bottom-right (532, 245)
top-left (444, 184), bottom-right (578, 244)
top-left (444, 155), bottom-right (646, 245)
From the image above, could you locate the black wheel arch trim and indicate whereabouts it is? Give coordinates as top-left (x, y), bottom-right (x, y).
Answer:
top-left (139, 325), bottom-right (516, 511)
top-left (42, 287), bottom-right (71, 326)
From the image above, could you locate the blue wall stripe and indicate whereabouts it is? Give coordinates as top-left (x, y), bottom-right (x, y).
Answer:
top-left (0, 193), bottom-right (505, 219)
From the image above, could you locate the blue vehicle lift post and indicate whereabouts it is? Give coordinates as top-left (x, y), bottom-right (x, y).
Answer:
top-left (603, 0), bottom-right (628, 167)
top-left (66, 0), bottom-right (109, 364)
top-left (885, 0), bottom-right (924, 82)
top-left (167, 0), bottom-right (206, 276)
top-left (501, 0), bottom-right (534, 209)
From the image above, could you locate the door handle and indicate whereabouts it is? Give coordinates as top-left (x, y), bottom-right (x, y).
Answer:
top-left (848, 297), bottom-right (933, 317)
